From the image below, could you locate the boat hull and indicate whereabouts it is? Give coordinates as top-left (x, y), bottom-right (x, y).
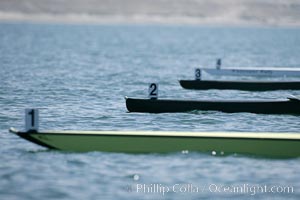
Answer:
top-left (9, 128), bottom-right (300, 158)
top-left (179, 80), bottom-right (300, 91)
top-left (125, 97), bottom-right (300, 114)
top-left (202, 68), bottom-right (300, 77)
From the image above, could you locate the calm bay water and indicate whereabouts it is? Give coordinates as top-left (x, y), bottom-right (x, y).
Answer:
top-left (0, 22), bottom-right (300, 199)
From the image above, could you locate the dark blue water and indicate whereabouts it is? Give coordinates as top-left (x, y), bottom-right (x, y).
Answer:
top-left (0, 22), bottom-right (300, 199)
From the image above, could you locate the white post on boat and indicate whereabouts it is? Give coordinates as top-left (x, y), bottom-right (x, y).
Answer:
top-left (25, 109), bottom-right (39, 132)
top-left (195, 68), bottom-right (202, 80)
top-left (216, 58), bottom-right (221, 70)
top-left (148, 83), bottom-right (158, 100)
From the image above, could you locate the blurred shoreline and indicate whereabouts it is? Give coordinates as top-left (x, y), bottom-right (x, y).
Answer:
top-left (0, 0), bottom-right (300, 27)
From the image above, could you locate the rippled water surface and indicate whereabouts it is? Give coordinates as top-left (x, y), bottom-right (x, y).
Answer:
top-left (0, 23), bottom-right (300, 199)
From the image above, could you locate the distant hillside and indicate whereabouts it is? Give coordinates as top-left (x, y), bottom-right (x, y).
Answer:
top-left (0, 0), bottom-right (300, 26)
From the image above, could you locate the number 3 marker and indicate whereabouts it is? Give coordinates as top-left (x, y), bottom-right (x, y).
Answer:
top-left (195, 68), bottom-right (201, 80)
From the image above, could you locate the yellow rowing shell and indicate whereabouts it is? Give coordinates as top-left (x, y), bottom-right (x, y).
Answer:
top-left (9, 128), bottom-right (300, 158)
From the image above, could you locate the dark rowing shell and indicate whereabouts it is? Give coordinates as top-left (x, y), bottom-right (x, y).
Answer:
top-left (179, 80), bottom-right (300, 91)
top-left (125, 97), bottom-right (300, 114)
